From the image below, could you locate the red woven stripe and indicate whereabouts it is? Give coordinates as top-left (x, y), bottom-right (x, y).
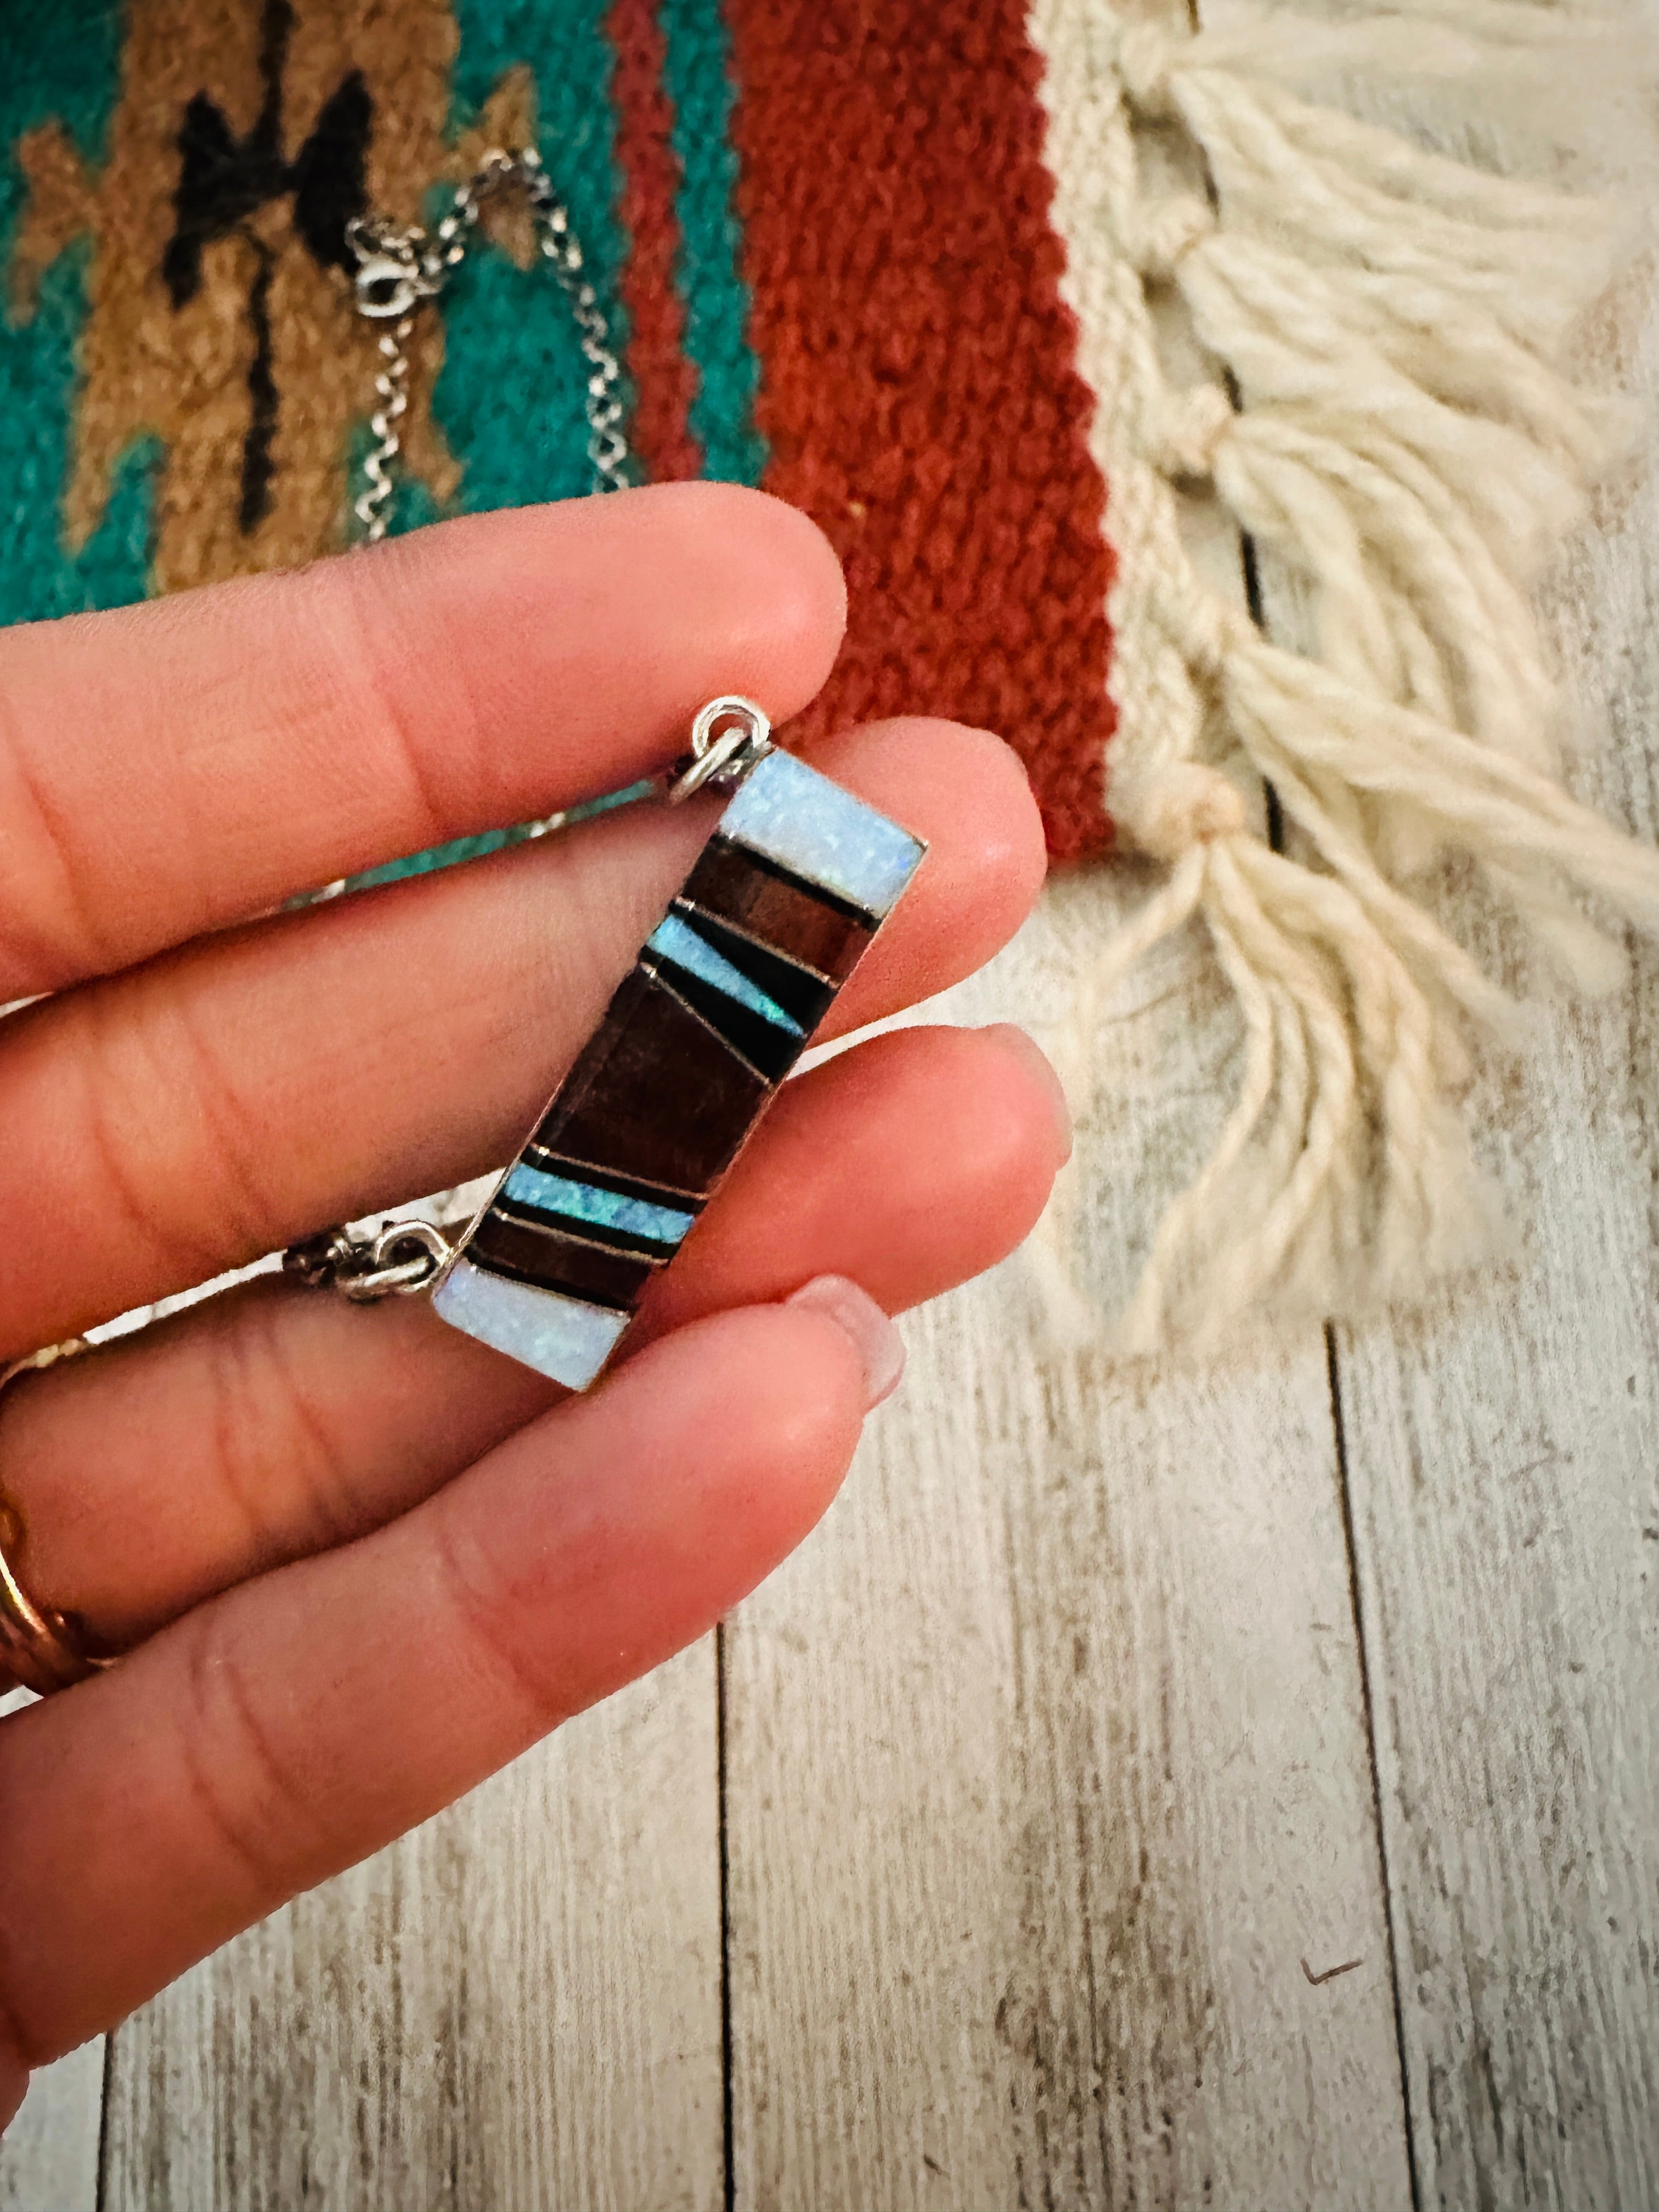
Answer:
top-left (721, 0), bottom-right (1115, 861)
top-left (610, 0), bottom-right (702, 483)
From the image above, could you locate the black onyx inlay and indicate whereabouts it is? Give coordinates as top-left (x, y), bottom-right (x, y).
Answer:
top-left (469, 1212), bottom-right (657, 1309)
top-left (679, 838), bottom-right (875, 980)
top-left (533, 966), bottom-right (771, 1197)
top-left (641, 955), bottom-right (804, 1085)
top-left (668, 903), bottom-right (838, 1035)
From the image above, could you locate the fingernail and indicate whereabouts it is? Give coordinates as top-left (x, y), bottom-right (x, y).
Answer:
top-left (979, 1023), bottom-right (1073, 1163)
top-left (786, 1275), bottom-right (907, 1409)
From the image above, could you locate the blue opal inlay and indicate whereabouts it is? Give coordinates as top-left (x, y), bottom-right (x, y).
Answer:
top-left (502, 1164), bottom-right (696, 1245)
top-left (646, 912), bottom-right (804, 1034)
top-left (433, 1260), bottom-right (630, 1390)
top-left (718, 751), bottom-right (925, 919)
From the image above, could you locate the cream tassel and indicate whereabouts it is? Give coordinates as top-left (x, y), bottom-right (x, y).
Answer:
top-left (1025, 0), bottom-right (1659, 1350)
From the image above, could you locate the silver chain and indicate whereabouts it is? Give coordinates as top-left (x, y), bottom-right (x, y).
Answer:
top-left (0, 166), bottom-right (636, 1375)
top-left (286, 151), bottom-right (635, 1297)
top-left (347, 146), bottom-right (631, 542)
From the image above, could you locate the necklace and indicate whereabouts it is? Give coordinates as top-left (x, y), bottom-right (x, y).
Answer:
top-left (13, 160), bottom-right (926, 1417)
top-left (287, 689), bottom-right (926, 1391)
top-left (344, 145), bottom-right (633, 540)
top-left (0, 156), bottom-right (927, 1694)
top-left (291, 155), bottom-right (928, 1389)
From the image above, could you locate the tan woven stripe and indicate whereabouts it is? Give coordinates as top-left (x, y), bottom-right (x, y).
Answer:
top-left (8, 0), bottom-right (539, 594)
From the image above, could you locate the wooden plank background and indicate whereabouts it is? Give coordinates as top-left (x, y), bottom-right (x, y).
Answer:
top-left (4, 7), bottom-right (1659, 2205)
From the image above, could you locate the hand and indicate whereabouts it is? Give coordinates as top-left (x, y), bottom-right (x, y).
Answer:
top-left (0, 483), bottom-right (1064, 2127)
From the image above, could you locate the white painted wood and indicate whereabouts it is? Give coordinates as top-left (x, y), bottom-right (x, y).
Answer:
top-left (723, 887), bottom-right (1412, 2211)
top-left (1334, 262), bottom-right (1659, 2209)
top-left (101, 1643), bottom-right (723, 2212)
top-left (720, 22), bottom-right (1413, 2196)
top-left (0, 2042), bottom-right (103, 2212)
top-left (0, 1686), bottom-right (103, 2212)
top-left (1182, 10), bottom-right (1659, 2198)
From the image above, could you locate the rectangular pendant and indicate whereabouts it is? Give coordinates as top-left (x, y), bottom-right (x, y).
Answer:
top-left (432, 747), bottom-right (927, 1389)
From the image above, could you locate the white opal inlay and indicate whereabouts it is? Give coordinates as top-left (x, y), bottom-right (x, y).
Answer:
top-left (433, 1260), bottom-right (631, 1390)
top-left (718, 750), bottom-right (924, 918)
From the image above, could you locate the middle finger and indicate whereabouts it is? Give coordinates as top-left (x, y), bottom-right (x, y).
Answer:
top-left (0, 1019), bottom-right (1068, 1661)
top-left (2, 718), bottom-right (1042, 1351)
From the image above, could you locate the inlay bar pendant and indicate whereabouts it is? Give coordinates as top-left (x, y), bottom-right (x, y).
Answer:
top-left (431, 700), bottom-right (928, 1391)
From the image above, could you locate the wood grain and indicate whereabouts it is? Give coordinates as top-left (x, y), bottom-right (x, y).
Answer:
top-left (1197, 10), bottom-right (1659, 2197)
top-left (9, 9), bottom-right (1659, 2204)
top-left (98, 1644), bottom-right (723, 2212)
top-left (723, 894), bottom-right (1412, 2211)
top-left (1333, 273), bottom-right (1659, 2209)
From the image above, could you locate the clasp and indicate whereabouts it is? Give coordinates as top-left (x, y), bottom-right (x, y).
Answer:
top-left (346, 217), bottom-right (436, 320)
top-left (284, 1218), bottom-right (453, 1300)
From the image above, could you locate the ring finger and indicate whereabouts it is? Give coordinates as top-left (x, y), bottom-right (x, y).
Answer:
top-left (0, 1020), bottom-right (1068, 1664)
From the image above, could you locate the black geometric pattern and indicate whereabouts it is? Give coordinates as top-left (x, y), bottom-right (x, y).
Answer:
top-left (162, 0), bottom-right (373, 532)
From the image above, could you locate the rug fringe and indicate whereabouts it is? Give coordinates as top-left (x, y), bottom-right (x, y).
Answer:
top-left (1028, 0), bottom-right (1659, 1350)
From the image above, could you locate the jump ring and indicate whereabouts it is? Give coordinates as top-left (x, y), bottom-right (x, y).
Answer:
top-left (666, 696), bottom-right (773, 803)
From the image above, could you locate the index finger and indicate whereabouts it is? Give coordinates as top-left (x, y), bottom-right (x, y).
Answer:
top-left (0, 482), bottom-right (845, 1000)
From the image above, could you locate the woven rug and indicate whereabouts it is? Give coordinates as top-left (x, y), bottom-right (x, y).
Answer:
top-left (4, 0), bottom-right (1657, 1347)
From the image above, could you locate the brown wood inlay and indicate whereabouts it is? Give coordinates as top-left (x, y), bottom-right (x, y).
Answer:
top-left (679, 838), bottom-right (874, 982)
top-left (468, 1212), bottom-right (655, 1308)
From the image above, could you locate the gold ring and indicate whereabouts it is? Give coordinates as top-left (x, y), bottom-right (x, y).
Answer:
top-left (0, 1342), bottom-right (112, 1697)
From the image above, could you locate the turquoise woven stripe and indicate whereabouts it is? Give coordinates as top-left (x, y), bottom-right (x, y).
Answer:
top-left (0, 2), bottom-right (155, 624)
top-left (430, 0), bottom-right (634, 526)
top-left (658, 0), bottom-right (767, 487)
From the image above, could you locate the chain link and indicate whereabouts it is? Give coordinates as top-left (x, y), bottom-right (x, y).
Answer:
top-left (347, 146), bottom-right (632, 545)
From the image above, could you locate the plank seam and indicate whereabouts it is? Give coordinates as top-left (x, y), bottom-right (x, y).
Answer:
top-left (1228, 100), bottom-right (1417, 2192)
top-left (93, 2030), bottom-right (113, 2212)
top-left (1326, 1324), bottom-right (1423, 2212)
top-left (716, 1621), bottom-right (736, 2212)
top-left (1235, 512), bottom-right (1286, 856)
